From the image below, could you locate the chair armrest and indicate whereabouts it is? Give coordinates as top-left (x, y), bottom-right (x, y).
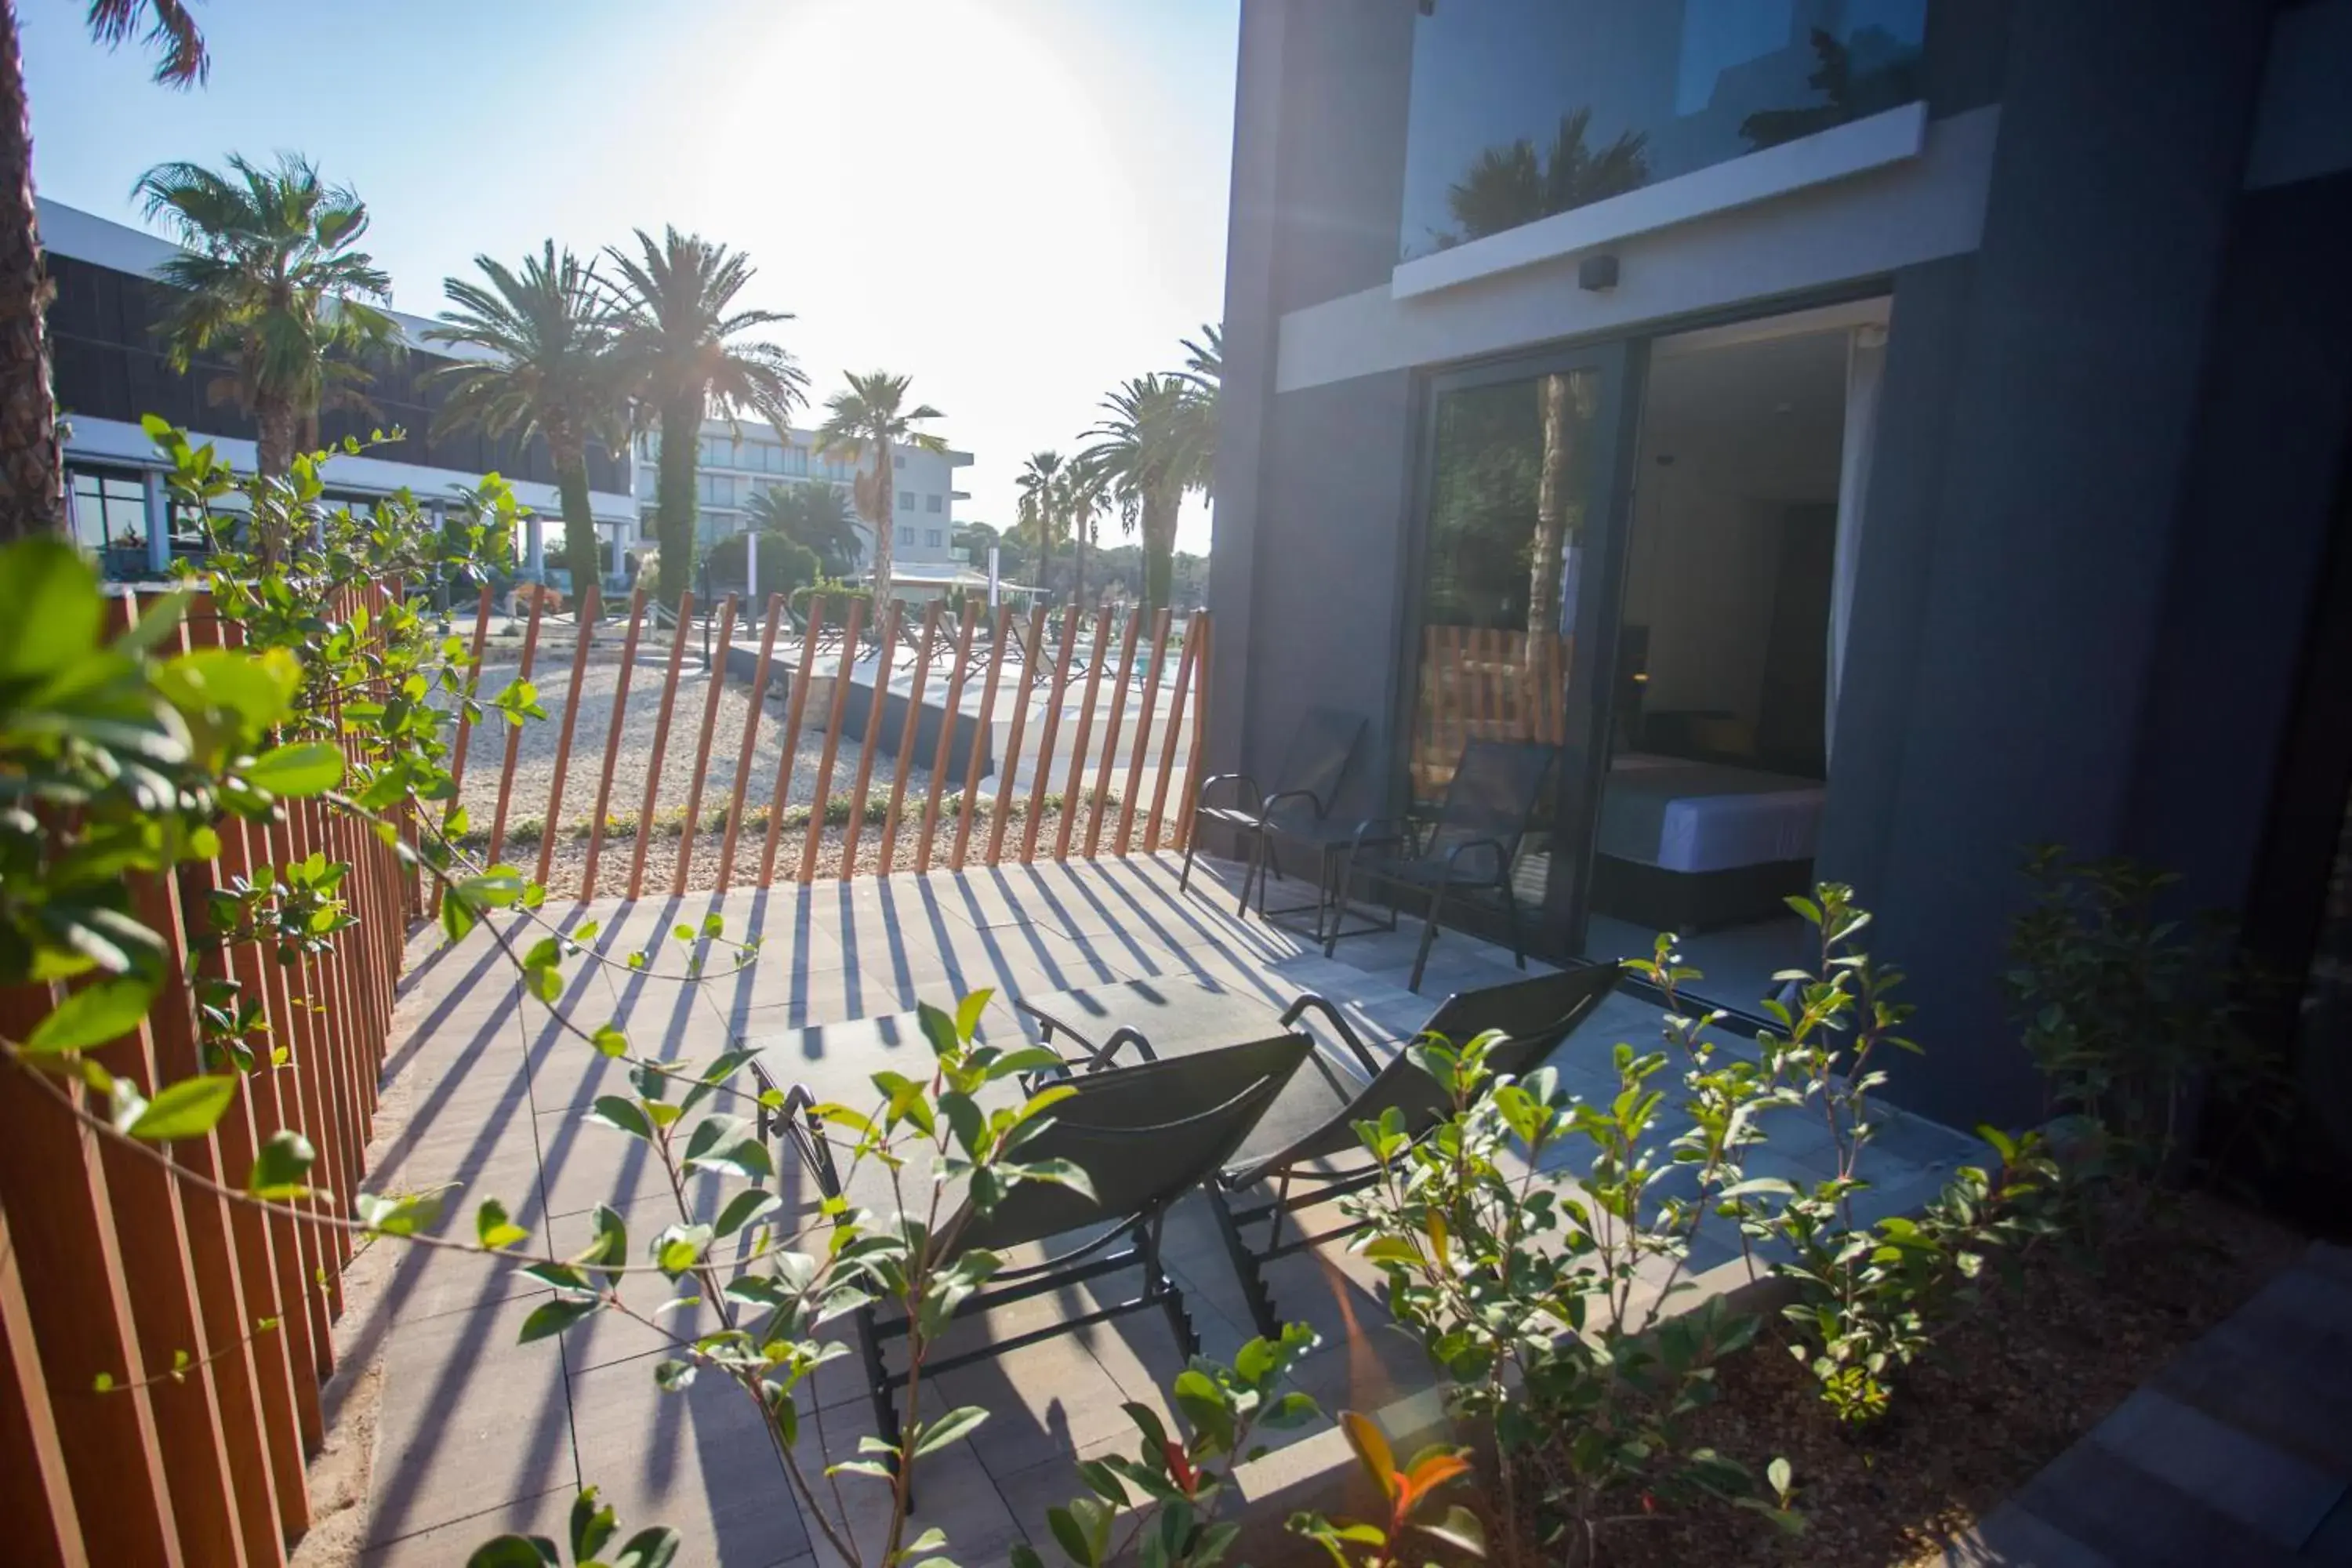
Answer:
top-left (1280, 992), bottom-right (1383, 1079)
top-left (1195, 773), bottom-right (1265, 815)
top-left (1082, 1026), bottom-right (1160, 1071)
top-left (1345, 817), bottom-right (1408, 853)
top-left (1254, 787), bottom-right (1333, 829)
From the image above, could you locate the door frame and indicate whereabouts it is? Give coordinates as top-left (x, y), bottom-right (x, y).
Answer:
top-left (1389, 336), bottom-right (1646, 964)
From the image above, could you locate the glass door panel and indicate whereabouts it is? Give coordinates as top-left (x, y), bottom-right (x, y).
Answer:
top-left (1406, 349), bottom-right (1633, 956)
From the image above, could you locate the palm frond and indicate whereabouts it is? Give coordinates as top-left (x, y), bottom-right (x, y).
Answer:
top-left (85, 0), bottom-right (209, 86)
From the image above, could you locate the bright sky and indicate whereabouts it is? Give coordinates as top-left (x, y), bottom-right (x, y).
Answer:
top-left (22, 0), bottom-right (1236, 554)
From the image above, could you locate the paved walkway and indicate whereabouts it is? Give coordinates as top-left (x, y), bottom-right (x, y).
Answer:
top-left (343, 853), bottom-right (1974, 1566)
top-left (1947, 1241), bottom-right (2352, 1566)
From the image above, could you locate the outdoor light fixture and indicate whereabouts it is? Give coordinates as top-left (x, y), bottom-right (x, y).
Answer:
top-left (1578, 252), bottom-right (1620, 291)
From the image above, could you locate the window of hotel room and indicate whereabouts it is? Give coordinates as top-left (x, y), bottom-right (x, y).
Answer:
top-left (1398, 0), bottom-right (1928, 262)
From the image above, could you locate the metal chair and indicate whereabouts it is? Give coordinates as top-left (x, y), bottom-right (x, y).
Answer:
top-left (1327, 739), bottom-right (1558, 992)
top-left (1207, 965), bottom-right (1621, 1338)
top-left (1180, 706), bottom-right (1367, 918)
top-left (779, 1032), bottom-right (1314, 1450)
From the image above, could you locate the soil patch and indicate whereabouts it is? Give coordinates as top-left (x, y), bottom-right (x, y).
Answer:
top-left (1545, 1192), bottom-right (2305, 1567)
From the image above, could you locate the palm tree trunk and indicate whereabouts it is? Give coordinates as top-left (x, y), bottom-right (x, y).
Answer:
top-left (1073, 515), bottom-right (1088, 616)
top-left (1526, 371), bottom-right (1579, 633)
top-left (655, 394), bottom-right (699, 608)
top-left (552, 437), bottom-right (601, 618)
top-left (868, 441), bottom-right (895, 607)
top-left (256, 397), bottom-right (299, 479)
top-left (0, 0), bottom-right (63, 541)
top-left (1142, 487), bottom-right (1177, 615)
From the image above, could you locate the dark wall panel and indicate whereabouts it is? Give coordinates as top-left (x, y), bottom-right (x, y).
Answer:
top-left (48, 254), bottom-right (630, 494)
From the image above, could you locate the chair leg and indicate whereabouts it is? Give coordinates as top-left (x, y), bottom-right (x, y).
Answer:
top-left (1207, 1187), bottom-right (1283, 1341)
top-left (1141, 1219), bottom-right (1199, 1359)
top-left (1500, 880), bottom-right (1526, 971)
top-left (1178, 822), bottom-right (1200, 892)
top-left (1409, 886), bottom-right (1443, 993)
top-left (856, 1306), bottom-right (900, 1454)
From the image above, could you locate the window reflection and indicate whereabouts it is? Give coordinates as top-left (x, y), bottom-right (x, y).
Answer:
top-left (1400, 0), bottom-right (1928, 260)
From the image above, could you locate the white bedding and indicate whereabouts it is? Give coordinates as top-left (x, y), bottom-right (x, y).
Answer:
top-left (1596, 753), bottom-right (1825, 874)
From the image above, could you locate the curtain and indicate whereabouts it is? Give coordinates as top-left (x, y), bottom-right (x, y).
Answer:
top-left (1826, 321), bottom-right (1887, 763)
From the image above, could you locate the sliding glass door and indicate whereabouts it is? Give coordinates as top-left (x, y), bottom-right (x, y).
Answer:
top-left (1403, 342), bottom-right (1640, 959)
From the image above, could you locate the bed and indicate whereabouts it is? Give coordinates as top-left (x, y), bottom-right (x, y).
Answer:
top-left (1588, 753), bottom-right (1826, 932)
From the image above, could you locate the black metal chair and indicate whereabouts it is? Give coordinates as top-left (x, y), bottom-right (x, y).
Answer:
top-left (777, 1032), bottom-right (1313, 1450)
top-left (1181, 706), bottom-right (1367, 919)
top-left (1329, 739), bottom-right (1557, 992)
top-left (1207, 965), bottom-right (1621, 1338)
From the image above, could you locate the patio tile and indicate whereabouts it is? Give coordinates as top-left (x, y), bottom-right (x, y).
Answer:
top-left (358, 1487), bottom-right (575, 1567)
top-left (2089, 1387), bottom-right (2343, 1548)
top-left (365, 1294), bottom-right (579, 1548)
top-left (788, 1414), bottom-right (1027, 1568)
top-left (568, 1354), bottom-right (812, 1567)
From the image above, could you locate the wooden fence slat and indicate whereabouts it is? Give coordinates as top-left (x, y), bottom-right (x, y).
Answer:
top-left (798, 597), bottom-right (865, 884)
top-left (1054, 607), bottom-right (1115, 862)
top-left (0, 989), bottom-right (184, 1567)
top-left (628, 593), bottom-right (693, 900)
top-left (580, 590), bottom-right (647, 899)
top-left (718, 594), bottom-right (784, 891)
top-left (916, 604), bottom-right (979, 875)
top-left (1144, 613), bottom-right (1200, 854)
top-left (987, 606), bottom-right (1047, 866)
top-left (0, 1201), bottom-right (89, 1568)
top-left (1084, 608), bottom-right (1144, 858)
top-left (536, 584), bottom-right (600, 887)
top-left (1116, 609), bottom-right (1172, 855)
top-left (1022, 604), bottom-right (1079, 863)
top-left (952, 606), bottom-right (1013, 870)
top-left (1174, 615), bottom-right (1212, 855)
top-left (675, 594), bottom-right (740, 894)
top-left (840, 600), bottom-right (900, 879)
top-left (761, 597), bottom-right (827, 885)
top-left (880, 601), bottom-right (942, 877)
top-left (434, 584), bottom-right (497, 917)
top-left (485, 590), bottom-right (545, 866)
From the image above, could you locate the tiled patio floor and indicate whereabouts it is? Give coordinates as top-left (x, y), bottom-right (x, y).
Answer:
top-left (346, 852), bottom-right (1979, 1565)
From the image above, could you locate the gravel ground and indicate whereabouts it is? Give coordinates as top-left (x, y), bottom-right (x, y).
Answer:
top-left (454, 648), bottom-right (934, 849)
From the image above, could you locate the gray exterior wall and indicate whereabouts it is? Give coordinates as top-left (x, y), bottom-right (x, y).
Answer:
top-left (1210, 0), bottom-right (2347, 1128)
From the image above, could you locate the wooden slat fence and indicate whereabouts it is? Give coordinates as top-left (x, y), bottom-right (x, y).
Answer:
top-left (0, 586), bottom-right (416, 1567)
top-left (1411, 624), bottom-right (1569, 798)
top-left (1, 583), bottom-right (1212, 1563)
top-left (436, 593), bottom-right (1210, 897)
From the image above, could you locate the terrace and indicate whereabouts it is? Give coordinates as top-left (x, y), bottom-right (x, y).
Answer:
top-left (343, 850), bottom-right (1980, 1565)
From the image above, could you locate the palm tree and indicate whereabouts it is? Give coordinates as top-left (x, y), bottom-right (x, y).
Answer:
top-left (1060, 456), bottom-right (1110, 619)
top-left (1442, 107), bottom-right (1648, 246)
top-left (743, 481), bottom-right (859, 577)
top-left (814, 371), bottom-right (946, 605)
top-left (425, 242), bottom-right (622, 608)
top-left (1439, 113), bottom-right (1642, 632)
top-left (0, 0), bottom-right (206, 539)
top-left (1014, 450), bottom-right (1065, 597)
top-left (1178, 322), bottom-right (1222, 394)
top-left (1081, 373), bottom-right (1213, 615)
top-left (135, 154), bottom-right (399, 499)
top-left (607, 227), bottom-right (805, 607)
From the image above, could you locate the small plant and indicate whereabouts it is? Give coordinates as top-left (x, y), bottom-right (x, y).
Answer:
top-left (1289, 1412), bottom-right (1486, 1566)
top-left (2005, 846), bottom-right (2285, 1238)
top-left (1343, 1022), bottom-right (1797, 1566)
top-left (1014, 1323), bottom-right (1323, 1568)
top-left (466, 1485), bottom-right (678, 1567)
top-left (1720, 887), bottom-right (2057, 1427)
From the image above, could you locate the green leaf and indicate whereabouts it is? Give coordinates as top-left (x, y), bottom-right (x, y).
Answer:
top-left (517, 1298), bottom-right (601, 1343)
top-left (713, 1189), bottom-right (781, 1240)
top-left (24, 972), bottom-right (160, 1054)
top-left (247, 1130), bottom-right (316, 1199)
top-left (356, 1190), bottom-right (445, 1236)
top-left (912, 1404), bottom-right (989, 1457)
top-left (954, 987), bottom-right (993, 1043)
top-left (245, 742), bottom-right (346, 798)
top-left (569, 1486), bottom-right (617, 1563)
top-left (587, 1095), bottom-right (655, 1141)
top-left (611, 1530), bottom-right (682, 1568)
top-left (0, 539), bottom-right (100, 682)
top-left (463, 1535), bottom-right (559, 1568)
top-left (476, 1198), bottom-right (528, 1250)
top-left (126, 1073), bottom-right (238, 1142)
top-left (1413, 1504), bottom-right (1486, 1556)
top-left (592, 1024), bottom-right (630, 1058)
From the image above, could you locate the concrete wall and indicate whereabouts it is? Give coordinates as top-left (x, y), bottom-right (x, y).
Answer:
top-left (1214, 0), bottom-right (2335, 1127)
